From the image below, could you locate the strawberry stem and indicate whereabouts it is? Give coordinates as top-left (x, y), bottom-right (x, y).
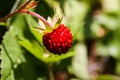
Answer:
top-left (20, 9), bottom-right (52, 28)
top-left (48, 63), bottom-right (55, 80)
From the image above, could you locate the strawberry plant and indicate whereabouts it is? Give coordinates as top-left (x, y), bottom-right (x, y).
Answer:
top-left (1, 0), bottom-right (120, 80)
top-left (1, 1), bottom-right (74, 80)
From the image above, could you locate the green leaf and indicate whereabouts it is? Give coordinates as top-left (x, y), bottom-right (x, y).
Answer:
top-left (19, 38), bottom-right (75, 63)
top-left (1, 30), bottom-right (25, 80)
top-left (44, 51), bottom-right (75, 63)
top-left (96, 75), bottom-right (120, 80)
top-left (19, 39), bottom-right (44, 62)
top-left (29, 26), bottom-right (44, 47)
top-left (116, 61), bottom-right (120, 75)
top-left (101, 0), bottom-right (120, 13)
top-left (72, 43), bottom-right (89, 80)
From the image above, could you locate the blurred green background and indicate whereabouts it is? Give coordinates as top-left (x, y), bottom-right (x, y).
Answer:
top-left (1, 0), bottom-right (120, 80)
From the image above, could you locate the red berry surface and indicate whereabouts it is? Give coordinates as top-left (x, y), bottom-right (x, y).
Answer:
top-left (43, 24), bottom-right (72, 55)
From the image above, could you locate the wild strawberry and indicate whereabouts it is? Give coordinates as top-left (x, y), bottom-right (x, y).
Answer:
top-left (43, 24), bottom-right (72, 55)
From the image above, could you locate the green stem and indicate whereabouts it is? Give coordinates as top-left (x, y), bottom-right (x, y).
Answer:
top-left (48, 63), bottom-right (55, 80)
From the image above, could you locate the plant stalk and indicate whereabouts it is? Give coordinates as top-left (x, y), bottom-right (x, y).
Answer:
top-left (20, 9), bottom-right (52, 27)
top-left (48, 63), bottom-right (55, 80)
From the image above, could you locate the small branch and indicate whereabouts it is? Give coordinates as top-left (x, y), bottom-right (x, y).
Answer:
top-left (0, 0), bottom-right (52, 28)
top-left (20, 9), bottom-right (52, 27)
top-left (0, 12), bottom-right (17, 22)
top-left (0, 0), bottom-right (31, 22)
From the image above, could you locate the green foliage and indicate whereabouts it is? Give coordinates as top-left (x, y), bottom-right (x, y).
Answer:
top-left (96, 75), bottom-right (120, 80)
top-left (1, 0), bottom-right (120, 80)
top-left (72, 44), bottom-right (89, 80)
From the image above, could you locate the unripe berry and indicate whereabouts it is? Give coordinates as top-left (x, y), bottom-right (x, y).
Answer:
top-left (43, 24), bottom-right (72, 55)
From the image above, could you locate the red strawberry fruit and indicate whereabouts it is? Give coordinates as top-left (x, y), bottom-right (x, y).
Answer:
top-left (43, 24), bottom-right (72, 55)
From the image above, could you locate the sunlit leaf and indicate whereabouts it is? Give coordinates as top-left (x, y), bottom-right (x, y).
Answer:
top-left (19, 39), bottom-right (44, 62)
top-left (72, 44), bottom-right (89, 80)
top-left (1, 28), bottom-right (25, 80)
top-left (96, 75), bottom-right (120, 80)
